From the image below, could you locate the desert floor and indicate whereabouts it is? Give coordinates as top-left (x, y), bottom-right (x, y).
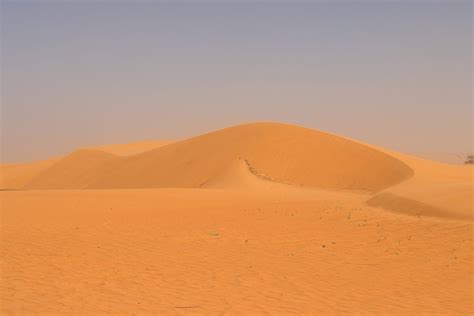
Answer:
top-left (1, 188), bottom-right (472, 315)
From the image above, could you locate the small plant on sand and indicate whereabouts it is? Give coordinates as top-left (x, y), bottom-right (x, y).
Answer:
top-left (465, 155), bottom-right (474, 164)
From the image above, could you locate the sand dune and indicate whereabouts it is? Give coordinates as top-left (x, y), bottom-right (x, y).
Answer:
top-left (0, 140), bottom-right (171, 190)
top-left (0, 157), bottom-right (60, 190)
top-left (367, 150), bottom-right (473, 220)
top-left (26, 122), bottom-right (414, 191)
top-left (24, 150), bottom-right (121, 190)
top-left (4, 122), bottom-right (472, 221)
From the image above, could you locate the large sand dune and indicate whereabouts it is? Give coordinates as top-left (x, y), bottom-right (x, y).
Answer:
top-left (25, 122), bottom-right (414, 191)
top-left (8, 122), bottom-right (472, 220)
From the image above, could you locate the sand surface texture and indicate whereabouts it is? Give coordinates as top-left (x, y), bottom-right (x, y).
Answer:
top-left (1, 122), bottom-right (472, 314)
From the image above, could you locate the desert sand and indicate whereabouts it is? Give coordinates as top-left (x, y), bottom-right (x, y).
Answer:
top-left (1, 122), bottom-right (473, 314)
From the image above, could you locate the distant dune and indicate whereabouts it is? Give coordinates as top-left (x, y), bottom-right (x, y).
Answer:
top-left (0, 158), bottom-right (60, 190)
top-left (1, 140), bottom-right (172, 190)
top-left (24, 150), bottom-right (121, 190)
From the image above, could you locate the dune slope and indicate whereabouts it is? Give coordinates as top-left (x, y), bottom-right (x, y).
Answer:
top-left (1, 158), bottom-right (60, 190)
top-left (80, 122), bottom-right (414, 191)
top-left (201, 158), bottom-right (293, 190)
top-left (24, 150), bottom-right (121, 190)
top-left (367, 152), bottom-right (473, 220)
top-left (1, 140), bottom-right (170, 190)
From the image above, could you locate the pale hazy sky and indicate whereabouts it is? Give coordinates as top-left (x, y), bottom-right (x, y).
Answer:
top-left (1, 1), bottom-right (472, 163)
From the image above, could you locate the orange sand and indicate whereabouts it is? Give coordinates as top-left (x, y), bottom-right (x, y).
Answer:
top-left (1, 122), bottom-right (472, 314)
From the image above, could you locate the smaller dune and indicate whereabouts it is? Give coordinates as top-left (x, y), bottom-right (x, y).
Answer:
top-left (366, 151), bottom-right (473, 220)
top-left (0, 158), bottom-right (60, 190)
top-left (24, 150), bottom-right (121, 190)
top-left (1, 140), bottom-right (170, 190)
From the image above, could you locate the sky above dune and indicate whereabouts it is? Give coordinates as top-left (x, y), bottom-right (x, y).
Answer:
top-left (1, 1), bottom-right (472, 163)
